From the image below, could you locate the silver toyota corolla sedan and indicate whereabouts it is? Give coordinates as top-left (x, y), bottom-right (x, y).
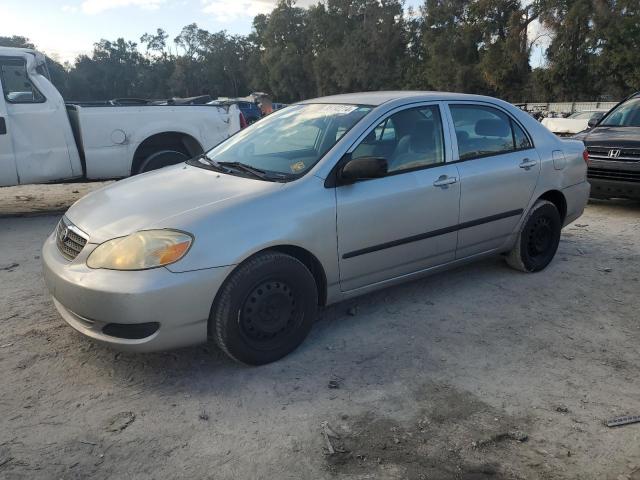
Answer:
top-left (43, 91), bottom-right (590, 365)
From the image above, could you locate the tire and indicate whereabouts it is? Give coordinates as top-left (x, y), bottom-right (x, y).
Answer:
top-left (506, 200), bottom-right (562, 272)
top-left (138, 149), bottom-right (189, 174)
top-left (211, 251), bottom-right (318, 365)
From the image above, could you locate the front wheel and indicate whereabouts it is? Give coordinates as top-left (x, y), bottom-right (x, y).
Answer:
top-left (211, 251), bottom-right (318, 365)
top-left (506, 200), bottom-right (562, 272)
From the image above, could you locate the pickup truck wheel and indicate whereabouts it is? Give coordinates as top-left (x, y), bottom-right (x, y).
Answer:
top-left (506, 200), bottom-right (561, 272)
top-left (138, 149), bottom-right (189, 173)
top-left (211, 251), bottom-right (318, 365)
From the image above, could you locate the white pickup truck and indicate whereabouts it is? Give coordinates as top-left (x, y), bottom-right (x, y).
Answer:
top-left (0, 47), bottom-right (243, 187)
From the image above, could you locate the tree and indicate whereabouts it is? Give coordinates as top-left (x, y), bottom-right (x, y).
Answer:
top-left (472, 0), bottom-right (541, 100)
top-left (253, 0), bottom-right (316, 102)
top-left (591, 0), bottom-right (640, 98)
top-left (308, 0), bottom-right (408, 95)
top-left (419, 0), bottom-right (486, 93)
top-left (4, 1), bottom-right (639, 103)
top-left (0, 35), bottom-right (35, 49)
top-left (539, 0), bottom-right (597, 100)
top-left (66, 39), bottom-right (148, 100)
top-left (140, 28), bottom-right (169, 55)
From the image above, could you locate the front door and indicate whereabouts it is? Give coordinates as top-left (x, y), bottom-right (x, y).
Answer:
top-left (0, 76), bottom-right (17, 186)
top-left (335, 104), bottom-right (461, 291)
top-left (445, 103), bottom-right (541, 258)
top-left (0, 56), bottom-right (75, 184)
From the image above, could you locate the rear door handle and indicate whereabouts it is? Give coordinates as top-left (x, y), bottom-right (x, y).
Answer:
top-left (433, 175), bottom-right (457, 187)
top-left (519, 158), bottom-right (537, 170)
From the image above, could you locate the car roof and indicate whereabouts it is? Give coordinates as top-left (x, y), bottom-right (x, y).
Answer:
top-left (298, 91), bottom-right (502, 107)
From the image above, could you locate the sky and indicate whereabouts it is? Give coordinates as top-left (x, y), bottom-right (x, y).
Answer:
top-left (1, 0), bottom-right (546, 66)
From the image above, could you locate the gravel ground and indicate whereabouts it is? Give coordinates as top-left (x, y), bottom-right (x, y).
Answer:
top-left (0, 184), bottom-right (639, 480)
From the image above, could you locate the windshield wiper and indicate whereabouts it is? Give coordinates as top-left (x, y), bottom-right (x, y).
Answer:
top-left (219, 161), bottom-right (285, 182)
top-left (190, 154), bottom-right (229, 173)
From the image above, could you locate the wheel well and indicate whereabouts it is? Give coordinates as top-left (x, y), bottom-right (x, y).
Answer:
top-left (538, 190), bottom-right (567, 222)
top-left (266, 245), bottom-right (328, 306)
top-left (131, 132), bottom-right (203, 174)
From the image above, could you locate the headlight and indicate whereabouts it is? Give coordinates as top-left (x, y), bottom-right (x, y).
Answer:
top-left (87, 230), bottom-right (193, 270)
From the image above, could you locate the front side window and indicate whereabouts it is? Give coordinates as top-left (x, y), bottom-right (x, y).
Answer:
top-left (450, 105), bottom-right (531, 160)
top-left (351, 106), bottom-right (445, 173)
top-left (203, 103), bottom-right (372, 177)
top-left (600, 97), bottom-right (640, 127)
top-left (0, 58), bottom-right (45, 103)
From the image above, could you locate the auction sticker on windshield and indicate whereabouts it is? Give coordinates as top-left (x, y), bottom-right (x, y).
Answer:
top-left (316, 105), bottom-right (358, 115)
top-left (290, 161), bottom-right (305, 173)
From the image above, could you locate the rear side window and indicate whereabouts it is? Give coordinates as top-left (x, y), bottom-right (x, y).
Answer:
top-left (0, 58), bottom-right (46, 104)
top-left (450, 105), bottom-right (532, 160)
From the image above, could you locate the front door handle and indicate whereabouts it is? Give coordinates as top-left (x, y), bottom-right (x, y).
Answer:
top-left (519, 158), bottom-right (537, 170)
top-left (433, 175), bottom-right (457, 187)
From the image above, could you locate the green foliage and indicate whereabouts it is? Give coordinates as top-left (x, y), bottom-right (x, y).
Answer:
top-left (0, 0), bottom-right (638, 102)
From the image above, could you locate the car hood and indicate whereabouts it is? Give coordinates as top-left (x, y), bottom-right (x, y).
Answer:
top-left (584, 126), bottom-right (640, 148)
top-left (66, 163), bottom-right (282, 243)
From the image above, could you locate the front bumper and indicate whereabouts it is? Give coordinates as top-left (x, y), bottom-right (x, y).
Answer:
top-left (42, 231), bottom-right (234, 352)
top-left (588, 177), bottom-right (640, 200)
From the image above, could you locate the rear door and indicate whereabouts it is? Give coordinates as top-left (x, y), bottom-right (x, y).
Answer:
top-left (445, 103), bottom-right (540, 258)
top-left (0, 74), bottom-right (17, 186)
top-left (0, 56), bottom-right (75, 184)
top-left (335, 103), bottom-right (461, 291)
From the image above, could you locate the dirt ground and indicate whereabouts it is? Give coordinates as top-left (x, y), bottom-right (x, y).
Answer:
top-left (0, 183), bottom-right (639, 480)
top-left (0, 182), bottom-right (111, 217)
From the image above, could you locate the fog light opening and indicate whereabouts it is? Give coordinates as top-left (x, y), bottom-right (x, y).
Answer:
top-left (102, 322), bottom-right (160, 340)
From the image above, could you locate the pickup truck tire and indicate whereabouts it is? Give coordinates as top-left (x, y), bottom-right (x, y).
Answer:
top-left (506, 200), bottom-right (561, 272)
top-left (211, 251), bottom-right (318, 365)
top-left (138, 149), bottom-right (190, 173)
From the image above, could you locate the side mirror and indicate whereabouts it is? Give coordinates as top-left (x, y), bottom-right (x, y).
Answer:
top-left (339, 156), bottom-right (387, 184)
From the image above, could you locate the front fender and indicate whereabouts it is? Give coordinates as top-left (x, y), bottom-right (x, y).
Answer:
top-left (163, 176), bottom-right (340, 291)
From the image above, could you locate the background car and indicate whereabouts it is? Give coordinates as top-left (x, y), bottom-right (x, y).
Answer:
top-left (236, 101), bottom-right (262, 124)
top-left (541, 110), bottom-right (607, 136)
top-left (580, 92), bottom-right (640, 200)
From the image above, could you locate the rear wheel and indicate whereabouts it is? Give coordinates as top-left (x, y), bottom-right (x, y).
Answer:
top-left (506, 200), bottom-right (562, 272)
top-left (138, 149), bottom-right (189, 173)
top-left (211, 251), bottom-right (318, 365)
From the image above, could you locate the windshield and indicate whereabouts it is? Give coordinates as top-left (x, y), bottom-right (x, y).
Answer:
top-left (601, 97), bottom-right (640, 127)
top-left (203, 103), bottom-right (372, 178)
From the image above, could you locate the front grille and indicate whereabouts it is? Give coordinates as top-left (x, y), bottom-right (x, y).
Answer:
top-left (587, 146), bottom-right (640, 163)
top-left (56, 217), bottom-right (88, 260)
top-left (588, 167), bottom-right (640, 183)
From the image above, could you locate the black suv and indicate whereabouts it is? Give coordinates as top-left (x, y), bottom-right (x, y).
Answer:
top-left (579, 93), bottom-right (640, 200)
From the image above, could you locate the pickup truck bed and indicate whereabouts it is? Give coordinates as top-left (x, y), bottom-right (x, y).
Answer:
top-left (66, 102), bottom-right (240, 179)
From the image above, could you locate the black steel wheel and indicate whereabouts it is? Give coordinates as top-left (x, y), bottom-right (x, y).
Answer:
top-left (211, 251), bottom-right (318, 365)
top-left (506, 200), bottom-right (562, 272)
top-left (238, 280), bottom-right (302, 351)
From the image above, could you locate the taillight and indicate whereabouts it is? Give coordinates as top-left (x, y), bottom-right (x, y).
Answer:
top-left (239, 112), bottom-right (247, 129)
top-left (583, 149), bottom-right (590, 165)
